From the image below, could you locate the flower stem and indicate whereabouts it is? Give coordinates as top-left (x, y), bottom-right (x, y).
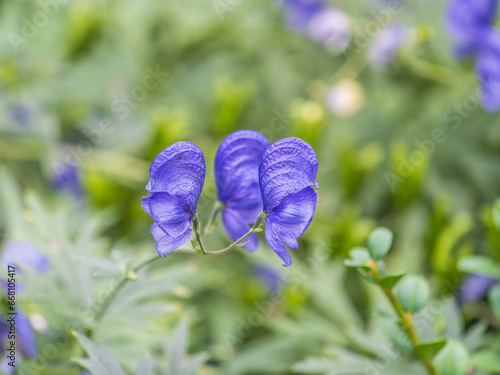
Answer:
top-left (192, 214), bottom-right (207, 254)
top-left (370, 261), bottom-right (439, 375)
top-left (203, 201), bottom-right (224, 237)
top-left (92, 253), bottom-right (160, 329)
top-left (198, 212), bottom-right (266, 255)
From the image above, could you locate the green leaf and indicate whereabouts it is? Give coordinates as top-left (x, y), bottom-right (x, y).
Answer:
top-left (73, 331), bottom-right (126, 375)
top-left (493, 199), bottom-right (500, 230)
top-left (414, 339), bottom-right (447, 361)
top-left (471, 350), bottom-right (500, 372)
top-left (190, 239), bottom-right (202, 252)
top-left (458, 256), bottom-right (500, 279)
top-left (379, 272), bottom-right (407, 289)
top-left (394, 274), bottom-right (429, 313)
top-left (367, 227), bottom-right (393, 260)
top-left (344, 247), bottom-right (371, 270)
top-left (434, 340), bottom-right (470, 375)
top-left (488, 284), bottom-right (500, 320)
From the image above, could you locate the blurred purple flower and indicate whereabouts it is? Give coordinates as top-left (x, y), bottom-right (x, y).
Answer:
top-left (307, 8), bottom-right (351, 53)
top-left (457, 273), bottom-right (499, 305)
top-left (12, 104), bottom-right (31, 127)
top-left (253, 265), bottom-right (284, 294)
top-left (17, 312), bottom-right (37, 358)
top-left (446, 0), bottom-right (498, 57)
top-left (368, 23), bottom-right (408, 67)
top-left (259, 138), bottom-right (319, 266)
top-left (475, 29), bottom-right (500, 112)
top-left (0, 313), bottom-right (37, 373)
top-left (142, 142), bottom-right (206, 257)
top-left (282, 0), bottom-right (350, 53)
top-left (0, 241), bottom-right (49, 275)
top-left (283, 0), bottom-right (326, 32)
top-left (214, 131), bottom-right (270, 252)
top-left (51, 164), bottom-right (83, 198)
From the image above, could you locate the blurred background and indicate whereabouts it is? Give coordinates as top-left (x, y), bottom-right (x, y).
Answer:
top-left (1, 0), bottom-right (500, 374)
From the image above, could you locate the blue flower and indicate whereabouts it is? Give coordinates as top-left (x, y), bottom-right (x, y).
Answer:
top-left (283, 0), bottom-right (326, 32)
top-left (51, 163), bottom-right (83, 198)
top-left (142, 142), bottom-right (206, 257)
top-left (253, 265), bottom-right (284, 294)
top-left (476, 29), bottom-right (500, 112)
top-left (368, 23), bottom-right (408, 68)
top-left (0, 241), bottom-right (49, 275)
top-left (446, 0), bottom-right (498, 57)
top-left (259, 138), bottom-right (319, 266)
top-left (457, 273), bottom-right (499, 305)
top-left (17, 312), bottom-right (37, 358)
top-left (214, 130), bottom-right (270, 251)
top-left (282, 0), bottom-right (350, 53)
top-left (0, 313), bottom-right (37, 374)
top-left (307, 7), bottom-right (351, 53)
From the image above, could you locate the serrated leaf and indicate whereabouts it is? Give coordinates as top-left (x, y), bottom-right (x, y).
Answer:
top-left (394, 274), bottom-right (429, 313)
top-left (74, 332), bottom-right (126, 375)
top-left (414, 339), bottom-right (447, 361)
top-left (367, 227), bottom-right (393, 260)
top-left (434, 340), bottom-right (469, 375)
top-left (379, 272), bottom-right (406, 289)
top-left (458, 256), bottom-right (500, 279)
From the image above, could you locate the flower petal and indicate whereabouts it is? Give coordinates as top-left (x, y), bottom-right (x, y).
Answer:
top-left (267, 187), bottom-right (318, 239)
top-left (221, 208), bottom-right (259, 252)
top-left (144, 192), bottom-right (192, 237)
top-left (146, 142), bottom-right (206, 210)
top-left (215, 130), bottom-right (269, 217)
top-left (259, 137), bottom-right (319, 212)
top-left (264, 221), bottom-right (292, 267)
top-left (155, 229), bottom-right (192, 257)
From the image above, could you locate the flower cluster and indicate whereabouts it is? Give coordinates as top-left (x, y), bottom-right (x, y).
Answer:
top-left (446, 0), bottom-right (500, 112)
top-left (281, 0), bottom-right (351, 54)
top-left (142, 131), bottom-right (319, 266)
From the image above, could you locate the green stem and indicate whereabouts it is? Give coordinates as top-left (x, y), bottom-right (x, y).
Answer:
top-left (91, 212), bottom-right (266, 335)
top-left (197, 212), bottom-right (266, 255)
top-left (92, 253), bottom-right (160, 328)
top-left (371, 260), bottom-right (439, 375)
top-left (203, 201), bottom-right (224, 237)
top-left (192, 214), bottom-right (207, 254)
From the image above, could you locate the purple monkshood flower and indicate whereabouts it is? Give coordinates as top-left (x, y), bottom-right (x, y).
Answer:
top-left (142, 142), bottom-right (206, 257)
top-left (446, 0), bottom-right (499, 57)
top-left (214, 130), bottom-right (270, 252)
top-left (457, 273), bottom-right (499, 305)
top-left (369, 23), bottom-right (408, 68)
top-left (259, 138), bottom-right (319, 266)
